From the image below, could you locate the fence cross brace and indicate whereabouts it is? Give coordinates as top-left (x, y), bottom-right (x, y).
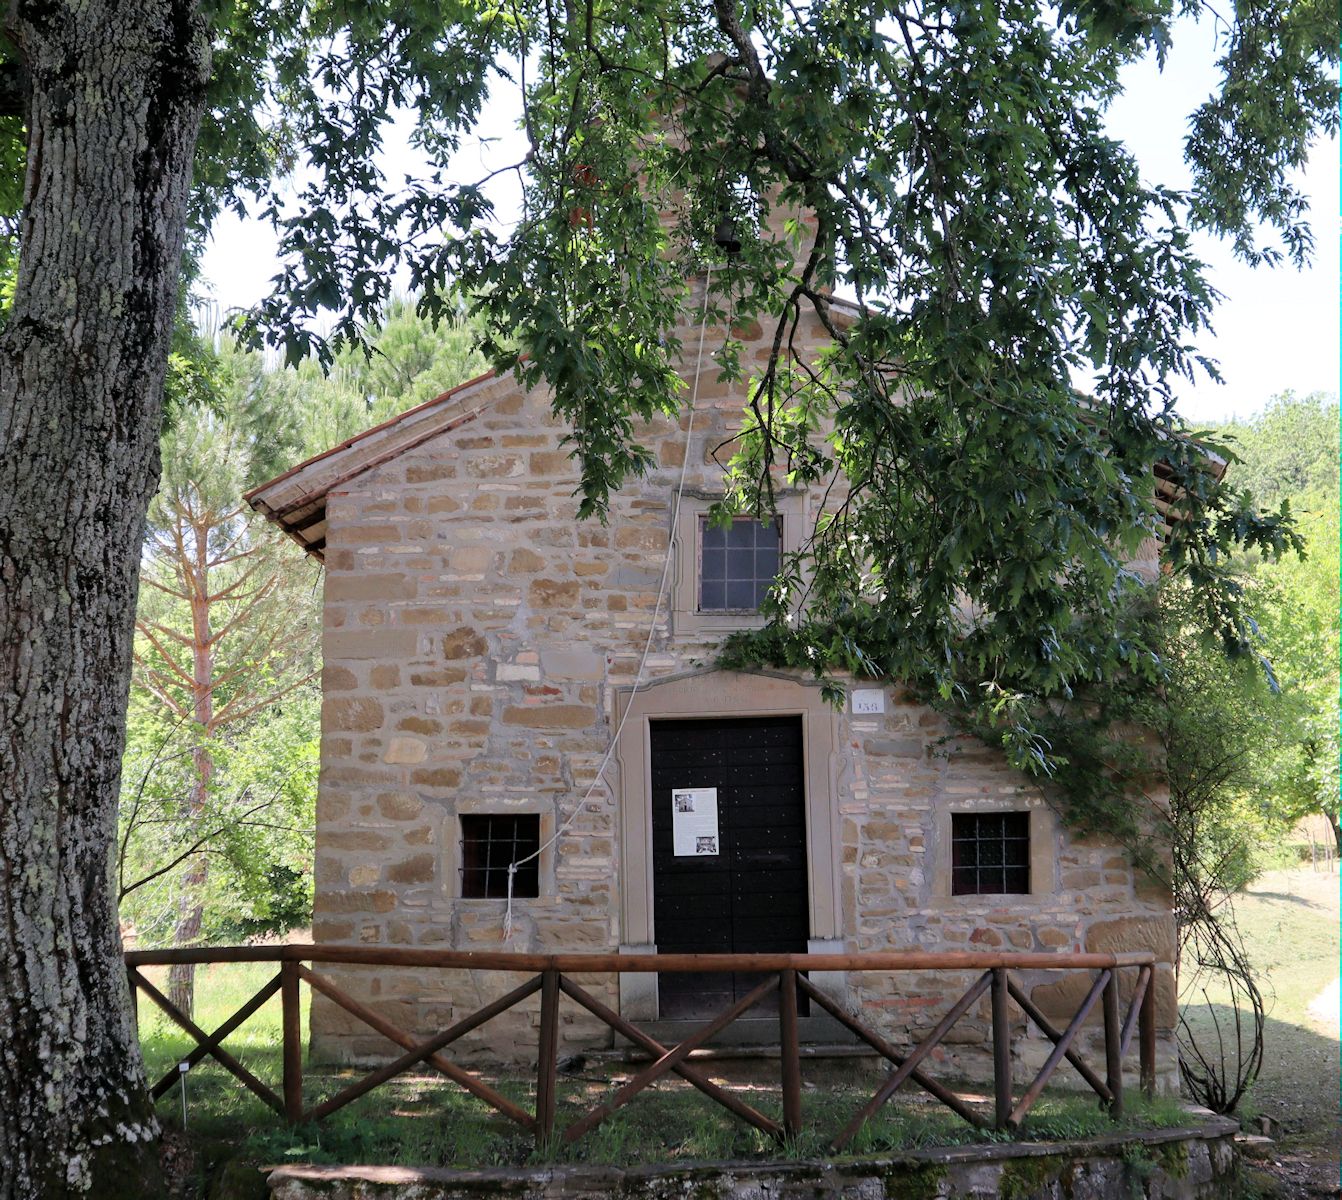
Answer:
top-left (561, 974), bottom-right (780, 1144)
top-left (129, 968), bottom-right (283, 1115)
top-left (832, 970), bottom-right (993, 1149)
top-left (558, 974), bottom-right (784, 1141)
top-left (1007, 969), bottom-right (1111, 1129)
top-left (298, 964), bottom-right (535, 1130)
top-left (306, 974), bottom-right (543, 1123)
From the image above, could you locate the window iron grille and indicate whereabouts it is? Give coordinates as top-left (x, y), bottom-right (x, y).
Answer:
top-left (460, 814), bottom-right (540, 899)
top-left (950, 812), bottom-right (1030, 896)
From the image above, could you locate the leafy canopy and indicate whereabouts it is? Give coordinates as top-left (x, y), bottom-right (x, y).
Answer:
top-left (5, 0), bottom-right (1333, 726)
top-left (1219, 393), bottom-right (1340, 834)
top-left (255, 7), bottom-right (1331, 714)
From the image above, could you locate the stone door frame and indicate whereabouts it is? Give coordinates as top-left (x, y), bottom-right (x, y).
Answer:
top-left (612, 669), bottom-right (842, 1018)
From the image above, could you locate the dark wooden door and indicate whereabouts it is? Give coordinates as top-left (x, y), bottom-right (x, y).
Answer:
top-left (650, 715), bottom-right (809, 1019)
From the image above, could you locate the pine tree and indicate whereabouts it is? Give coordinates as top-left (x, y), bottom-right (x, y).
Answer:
top-left (132, 350), bottom-right (318, 1015)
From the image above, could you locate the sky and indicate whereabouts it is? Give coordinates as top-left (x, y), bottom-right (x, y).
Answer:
top-left (1101, 18), bottom-right (1339, 424)
top-left (199, 21), bottom-right (1339, 429)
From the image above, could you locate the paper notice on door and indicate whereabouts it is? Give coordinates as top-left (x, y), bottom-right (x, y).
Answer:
top-left (671, 787), bottom-right (719, 856)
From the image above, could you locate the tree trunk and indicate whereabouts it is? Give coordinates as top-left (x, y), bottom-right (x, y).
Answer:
top-left (166, 854), bottom-right (208, 1015)
top-left (0, 1), bottom-right (210, 1195)
top-left (167, 520), bottom-right (216, 1016)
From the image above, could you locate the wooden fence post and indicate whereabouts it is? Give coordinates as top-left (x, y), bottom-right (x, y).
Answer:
top-left (281, 958), bottom-right (303, 1123)
top-left (778, 969), bottom-right (802, 1140)
top-left (1138, 966), bottom-right (1157, 1099)
top-left (535, 970), bottom-right (561, 1146)
top-left (991, 968), bottom-right (1012, 1130)
top-left (1103, 969), bottom-right (1123, 1118)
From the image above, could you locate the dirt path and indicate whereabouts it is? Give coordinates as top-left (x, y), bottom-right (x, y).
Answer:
top-left (1225, 869), bottom-right (1340, 1198)
top-left (1257, 1148), bottom-right (1341, 1199)
top-left (1307, 978), bottom-right (1339, 1032)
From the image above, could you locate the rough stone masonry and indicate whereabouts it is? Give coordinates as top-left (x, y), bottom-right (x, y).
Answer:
top-left (248, 293), bottom-right (1179, 1095)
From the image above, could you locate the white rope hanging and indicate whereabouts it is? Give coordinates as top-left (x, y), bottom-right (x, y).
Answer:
top-left (502, 269), bottom-right (717, 942)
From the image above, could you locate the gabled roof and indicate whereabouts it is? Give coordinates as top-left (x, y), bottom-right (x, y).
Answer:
top-left (244, 368), bottom-right (509, 560)
top-left (243, 293), bottom-right (876, 561)
top-left (246, 320), bottom-right (1226, 562)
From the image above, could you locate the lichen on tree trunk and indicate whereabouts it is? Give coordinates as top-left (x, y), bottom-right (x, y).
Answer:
top-left (0, 1), bottom-right (210, 1195)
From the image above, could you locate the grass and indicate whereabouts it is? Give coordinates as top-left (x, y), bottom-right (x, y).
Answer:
top-left (228, 1086), bottom-right (1193, 1171)
top-left (1178, 866), bottom-right (1339, 1151)
top-left (137, 960), bottom-right (302, 1082)
top-left (136, 960), bottom-right (1195, 1196)
top-left (150, 1052), bottom-right (1193, 1194)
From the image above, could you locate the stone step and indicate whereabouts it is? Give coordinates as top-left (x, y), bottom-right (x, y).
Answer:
top-left (1234, 1134), bottom-right (1276, 1160)
top-left (597, 1041), bottom-right (877, 1065)
top-left (614, 1013), bottom-right (860, 1053)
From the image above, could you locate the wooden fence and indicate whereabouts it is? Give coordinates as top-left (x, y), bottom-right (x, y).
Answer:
top-left (124, 946), bottom-right (1158, 1149)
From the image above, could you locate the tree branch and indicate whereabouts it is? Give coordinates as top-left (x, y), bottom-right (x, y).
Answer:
top-left (117, 798), bottom-right (275, 902)
top-left (211, 668), bottom-right (317, 728)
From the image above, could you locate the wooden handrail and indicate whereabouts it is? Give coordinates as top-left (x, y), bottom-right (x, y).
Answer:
top-left (123, 943), bottom-right (1156, 971)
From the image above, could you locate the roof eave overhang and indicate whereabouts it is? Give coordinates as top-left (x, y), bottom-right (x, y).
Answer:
top-left (244, 368), bottom-right (505, 561)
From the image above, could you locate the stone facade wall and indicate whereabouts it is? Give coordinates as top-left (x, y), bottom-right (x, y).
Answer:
top-left (308, 301), bottom-right (1178, 1088)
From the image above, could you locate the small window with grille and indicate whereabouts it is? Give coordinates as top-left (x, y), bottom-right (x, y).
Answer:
top-left (951, 812), bottom-right (1030, 896)
top-left (699, 516), bottom-right (781, 611)
top-left (460, 814), bottom-right (540, 899)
